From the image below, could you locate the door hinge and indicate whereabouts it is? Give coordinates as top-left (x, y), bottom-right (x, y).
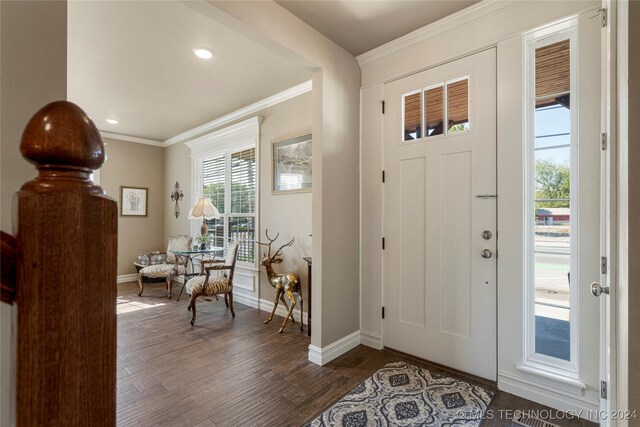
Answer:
top-left (594, 7), bottom-right (607, 28)
top-left (382, 306), bottom-right (385, 319)
top-left (382, 170), bottom-right (386, 183)
top-left (382, 100), bottom-right (385, 114)
top-left (601, 256), bottom-right (608, 274)
top-left (382, 237), bottom-right (385, 250)
top-left (601, 132), bottom-right (608, 151)
top-left (601, 380), bottom-right (608, 399)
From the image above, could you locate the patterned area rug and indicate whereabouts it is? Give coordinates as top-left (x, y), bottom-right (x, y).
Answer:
top-left (305, 361), bottom-right (494, 427)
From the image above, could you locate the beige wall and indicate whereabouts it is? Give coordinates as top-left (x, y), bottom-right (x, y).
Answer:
top-left (164, 141), bottom-right (191, 242)
top-left (162, 93), bottom-right (313, 305)
top-left (205, 0), bottom-right (361, 349)
top-left (0, 1), bottom-right (68, 425)
top-left (101, 138), bottom-right (165, 276)
top-left (258, 92), bottom-right (312, 306)
top-left (0, 1), bottom-right (68, 233)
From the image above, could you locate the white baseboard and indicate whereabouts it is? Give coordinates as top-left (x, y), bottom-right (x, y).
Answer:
top-left (360, 330), bottom-right (383, 350)
top-left (117, 273), bottom-right (138, 284)
top-left (308, 330), bottom-right (361, 366)
top-left (498, 371), bottom-right (599, 421)
top-left (232, 291), bottom-right (260, 309)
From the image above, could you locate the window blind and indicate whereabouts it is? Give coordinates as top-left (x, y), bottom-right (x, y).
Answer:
top-left (194, 147), bottom-right (257, 266)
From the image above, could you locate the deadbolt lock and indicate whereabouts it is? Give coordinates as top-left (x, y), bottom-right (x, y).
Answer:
top-left (481, 249), bottom-right (493, 259)
top-left (481, 230), bottom-right (493, 240)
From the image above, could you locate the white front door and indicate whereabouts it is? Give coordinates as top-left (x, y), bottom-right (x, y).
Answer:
top-left (383, 49), bottom-right (497, 381)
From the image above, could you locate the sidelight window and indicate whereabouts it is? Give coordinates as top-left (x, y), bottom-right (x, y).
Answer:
top-left (525, 23), bottom-right (576, 373)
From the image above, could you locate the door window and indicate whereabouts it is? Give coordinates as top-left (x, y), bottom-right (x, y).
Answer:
top-left (447, 78), bottom-right (470, 133)
top-left (403, 91), bottom-right (422, 141)
top-left (402, 76), bottom-right (470, 142)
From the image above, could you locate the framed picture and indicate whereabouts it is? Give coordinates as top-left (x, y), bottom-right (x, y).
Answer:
top-left (120, 186), bottom-right (148, 216)
top-left (272, 130), bottom-right (312, 194)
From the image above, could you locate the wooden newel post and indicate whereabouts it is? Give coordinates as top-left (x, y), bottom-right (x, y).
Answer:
top-left (15, 101), bottom-right (117, 426)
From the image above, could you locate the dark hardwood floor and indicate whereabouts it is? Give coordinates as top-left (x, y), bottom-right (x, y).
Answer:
top-left (117, 281), bottom-right (595, 427)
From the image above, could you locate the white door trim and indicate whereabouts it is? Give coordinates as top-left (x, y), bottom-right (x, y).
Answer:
top-left (599, 0), bottom-right (618, 422)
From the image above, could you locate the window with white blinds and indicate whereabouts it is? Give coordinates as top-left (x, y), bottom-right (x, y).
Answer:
top-left (194, 146), bottom-right (257, 267)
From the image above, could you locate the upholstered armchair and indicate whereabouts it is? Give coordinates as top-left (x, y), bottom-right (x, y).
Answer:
top-left (137, 235), bottom-right (192, 298)
top-left (185, 241), bottom-right (239, 325)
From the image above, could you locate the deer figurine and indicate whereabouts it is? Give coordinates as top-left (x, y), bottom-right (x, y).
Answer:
top-left (256, 230), bottom-right (303, 333)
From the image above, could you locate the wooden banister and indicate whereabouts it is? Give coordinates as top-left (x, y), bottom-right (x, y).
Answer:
top-left (14, 101), bottom-right (117, 426)
top-left (1, 231), bottom-right (16, 304)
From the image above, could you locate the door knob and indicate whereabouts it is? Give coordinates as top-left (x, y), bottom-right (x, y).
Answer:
top-left (481, 230), bottom-right (493, 240)
top-left (481, 249), bottom-right (492, 259)
top-left (591, 282), bottom-right (609, 297)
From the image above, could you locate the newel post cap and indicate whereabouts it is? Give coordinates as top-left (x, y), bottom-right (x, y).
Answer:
top-left (20, 100), bottom-right (105, 171)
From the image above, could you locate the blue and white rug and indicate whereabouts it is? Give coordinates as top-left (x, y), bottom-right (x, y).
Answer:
top-left (305, 361), bottom-right (494, 427)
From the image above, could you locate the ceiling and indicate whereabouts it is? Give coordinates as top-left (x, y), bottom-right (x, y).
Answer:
top-left (68, 1), bottom-right (480, 142)
top-left (68, 1), bottom-right (310, 142)
top-left (276, 0), bottom-right (479, 57)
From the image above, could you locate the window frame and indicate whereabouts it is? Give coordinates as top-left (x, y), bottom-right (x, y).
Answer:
top-left (187, 116), bottom-right (260, 270)
top-left (400, 74), bottom-right (472, 144)
top-left (523, 18), bottom-right (579, 377)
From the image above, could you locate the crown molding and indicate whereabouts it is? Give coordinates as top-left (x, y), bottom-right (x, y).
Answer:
top-left (185, 116), bottom-right (262, 156)
top-left (99, 131), bottom-right (164, 147)
top-left (356, 0), bottom-right (528, 67)
top-left (164, 79), bottom-right (312, 147)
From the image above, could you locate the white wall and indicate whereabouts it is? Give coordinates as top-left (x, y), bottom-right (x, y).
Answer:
top-left (616, 0), bottom-right (640, 418)
top-left (0, 1), bottom-right (68, 424)
top-left (359, 0), bottom-right (601, 415)
top-left (497, 10), bottom-right (601, 414)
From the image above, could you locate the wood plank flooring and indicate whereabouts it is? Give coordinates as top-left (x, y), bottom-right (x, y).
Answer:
top-left (117, 281), bottom-right (595, 427)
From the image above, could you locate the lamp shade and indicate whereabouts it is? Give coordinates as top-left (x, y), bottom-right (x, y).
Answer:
top-left (188, 197), bottom-right (220, 220)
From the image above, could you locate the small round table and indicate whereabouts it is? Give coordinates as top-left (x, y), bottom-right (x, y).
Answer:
top-left (172, 247), bottom-right (224, 301)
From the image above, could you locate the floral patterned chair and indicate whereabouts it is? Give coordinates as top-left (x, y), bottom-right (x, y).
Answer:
top-left (136, 235), bottom-right (192, 298)
top-left (185, 241), bottom-right (239, 325)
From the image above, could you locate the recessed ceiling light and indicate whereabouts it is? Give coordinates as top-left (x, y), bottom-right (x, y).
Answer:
top-left (106, 118), bottom-right (119, 125)
top-left (193, 47), bottom-right (214, 60)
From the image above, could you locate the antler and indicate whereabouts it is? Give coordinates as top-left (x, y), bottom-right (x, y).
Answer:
top-left (273, 237), bottom-right (295, 259)
top-left (255, 228), bottom-right (280, 259)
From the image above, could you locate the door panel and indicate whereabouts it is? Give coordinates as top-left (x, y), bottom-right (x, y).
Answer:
top-left (399, 157), bottom-right (426, 327)
top-left (440, 151), bottom-right (472, 338)
top-left (384, 49), bottom-right (497, 380)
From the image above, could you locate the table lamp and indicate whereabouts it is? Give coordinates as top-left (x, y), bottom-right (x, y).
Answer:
top-left (188, 197), bottom-right (221, 236)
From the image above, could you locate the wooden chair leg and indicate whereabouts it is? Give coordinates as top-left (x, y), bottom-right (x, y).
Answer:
top-left (190, 295), bottom-right (197, 325)
top-left (224, 293), bottom-right (229, 308)
top-left (228, 292), bottom-right (235, 318)
top-left (166, 277), bottom-right (172, 299)
top-left (137, 275), bottom-right (144, 297)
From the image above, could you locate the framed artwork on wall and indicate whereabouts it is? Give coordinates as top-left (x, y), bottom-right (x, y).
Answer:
top-left (120, 186), bottom-right (148, 216)
top-left (272, 130), bottom-right (312, 194)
